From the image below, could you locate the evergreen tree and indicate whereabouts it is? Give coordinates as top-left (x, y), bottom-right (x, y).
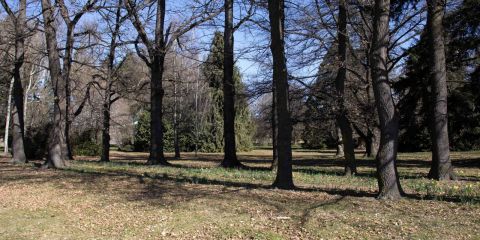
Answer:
top-left (395, 0), bottom-right (480, 152)
top-left (201, 32), bottom-right (255, 152)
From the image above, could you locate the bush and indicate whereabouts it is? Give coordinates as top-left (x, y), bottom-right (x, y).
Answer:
top-left (72, 129), bottom-right (101, 156)
top-left (118, 144), bottom-right (134, 152)
top-left (24, 124), bottom-right (50, 159)
top-left (74, 141), bottom-right (101, 156)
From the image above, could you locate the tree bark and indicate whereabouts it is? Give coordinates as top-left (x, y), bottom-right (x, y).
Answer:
top-left (220, 0), bottom-right (242, 168)
top-left (426, 0), bottom-right (455, 180)
top-left (148, 56), bottom-right (168, 165)
top-left (370, 127), bottom-right (380, 157)
top-left (335, 0), bottom-right (356, 175)
top-left (371, 0), bottom-right (403, 199)
top-left (268, 0), bottom-right (294, 189)
top-left (42, 0), bottom-right (67, 168)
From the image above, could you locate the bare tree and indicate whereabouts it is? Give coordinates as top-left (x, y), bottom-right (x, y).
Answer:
top-left (268, 0), bottom-right (294, 189)
top-left (335, 0), bottom-right (356, 175)
top-left (220, 0), bottom-right (253, 168)
top-left (1, 0), bottom-right (27, 163)
top-left (99, 0), bottom-right (126, 162)
top-left (426, 0), bottom-right (455, 180)
top-left (371, 0), bottom-right (403, 199)
top-left (56, 0), bottom-right (100, 160)
top-left (125, 0), bottom-right (221, 165)
top-left (41, 0), bottom-right (67, 168)
top-left (220, 0), bottom-right (242, 167)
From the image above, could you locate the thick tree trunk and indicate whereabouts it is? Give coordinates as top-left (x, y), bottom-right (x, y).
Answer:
top-left (2, 0), bottom-right (28, 163)
top-left (220, 0), bottom-right (242, 168)
top-left (371, 0), bottom-right (403, 199)
top-left (337, 116), bottom-right (356, 175)
top-left (148, 57), bottom-right (168, 165)
top-left (335, 0), bottom-right (356, 175)
top-left (11, 66), bottom-right (27, 163)
top-left (426, 0), bottom-right (455, 180)
top-left (364, 128), bottom-right (379, 157)
top-left (268, 0), bottom-right (294, 189)
top-left (42, 0), bottom-right (67, 168)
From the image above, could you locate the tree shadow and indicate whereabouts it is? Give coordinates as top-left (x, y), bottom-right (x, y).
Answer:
top-left (61, 166), bottom-right (478, 204)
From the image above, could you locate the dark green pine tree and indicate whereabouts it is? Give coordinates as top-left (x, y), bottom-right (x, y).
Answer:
top-left (394, 0), bottom-right (480, 152)
top-left (201, 31), bottom-right (254, 153)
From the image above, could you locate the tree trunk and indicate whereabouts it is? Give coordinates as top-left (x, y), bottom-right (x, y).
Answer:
top-left (148, 56), bottom-right (168, 165)
top-left (335, 0), bottom-right (356, 175)
top-left (24, 61), bottom-right (38, 134)
top-left (370, 127), bottom-right (380, 157)
top-left (62, 25), bottom-right (76, 161)
top-left (371, 0), bottom-right (403, 199)
top-left (42, 0), bottom-right (67, 168)
top-left (100, 0), bottom-right (123, 163)
top-left (335, 124), bottom-right (344, 157)
top-left (173, 64), bottom-right (180, 159)
top-left (3, 77), bottom-right (13, 156)
top-left (271, 83), bottom-right (278, 170)
top-left (11, 66), bottom-right (27, 163)
top-left (101, 98), bottom-right (111, 162)
top-left (268, 0), bottom-right (294, 189)
top-left (1, 0), bottom-right (28, 163)
top-left (220, 0), bottom-right (242, 168)
top-left (426, 0), bottom-right (455, 180)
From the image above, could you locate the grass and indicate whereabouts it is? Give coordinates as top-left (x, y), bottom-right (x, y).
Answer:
top-left (0, 149), bottom-right (479, 239)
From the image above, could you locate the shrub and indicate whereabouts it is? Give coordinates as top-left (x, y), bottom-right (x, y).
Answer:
top-left (72, 129), bottom-right (101, 156)
top-left (24, 124), bottom-right (50, 159)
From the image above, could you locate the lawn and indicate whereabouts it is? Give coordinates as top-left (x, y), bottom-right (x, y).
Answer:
top-left (1, 150), bottom-right (479, 239)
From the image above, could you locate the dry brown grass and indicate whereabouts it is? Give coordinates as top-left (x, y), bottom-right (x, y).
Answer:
top-left (0, 150), bottom-right (479, 239)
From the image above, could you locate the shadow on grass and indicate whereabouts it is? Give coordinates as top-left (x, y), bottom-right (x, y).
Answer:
top-left (61, 165), bottom-right (479, 204)
top-left (72, 153), bottom-right (480, 183)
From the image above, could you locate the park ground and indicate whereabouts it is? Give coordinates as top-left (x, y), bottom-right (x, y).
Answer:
top-left (1, 149), bottom-right (480, 239)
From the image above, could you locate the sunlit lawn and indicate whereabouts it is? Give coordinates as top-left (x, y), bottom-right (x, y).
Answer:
top-left (1, 149), bottom-right (479, 239)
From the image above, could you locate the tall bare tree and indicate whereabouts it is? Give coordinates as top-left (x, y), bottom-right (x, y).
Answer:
top-left (335, 0), bottom-right (356, 175)
top-left (125, 0), bottom-right (221, 165)
top-left (1, 0), bottom-right (27, 163)
top-left (371, 0), bottom-right (403, 199)
top-left (220, 0), bottom-right (241, 167)
top-left (56, 0), bottom-right (99, 160)
top-left (426, 0), bottom-right (455, 180)
top-left (100, 0), bottom-right (126, 162)
top-left (268, 0), bottom-right (294, 189)
top-left (220, 0), bottom-right (253, 168)
top-left (41, 0), bottom-right (67, 168)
